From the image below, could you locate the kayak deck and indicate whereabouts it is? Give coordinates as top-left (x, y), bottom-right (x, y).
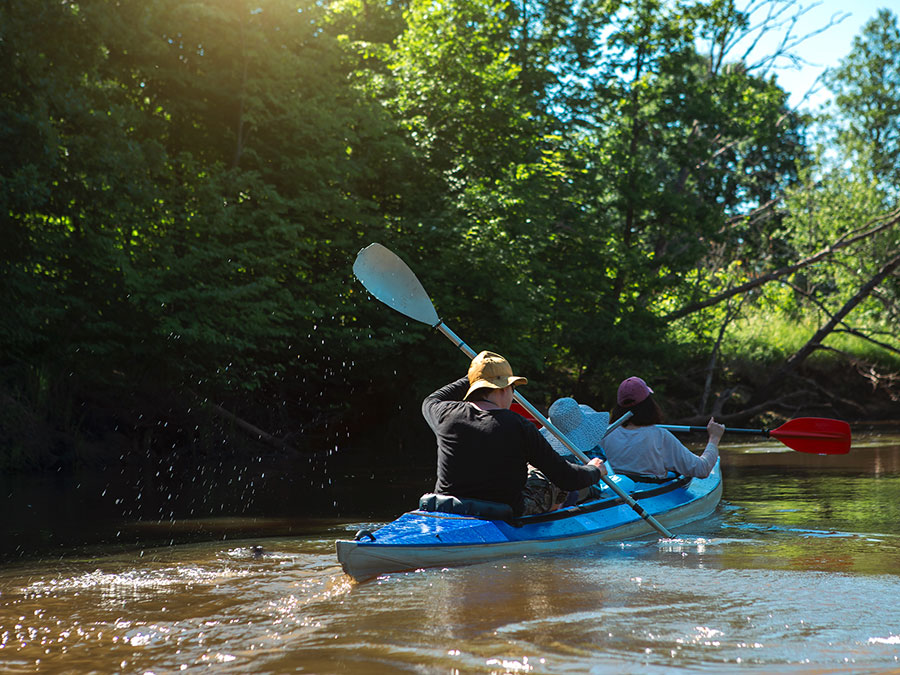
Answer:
top-left (336, 461), bottom-right (722, 581)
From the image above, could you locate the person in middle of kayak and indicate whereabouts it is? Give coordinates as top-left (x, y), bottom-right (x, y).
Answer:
top-left (602, 376), bottom-right (724, 479)
top-left (542, 397), bottom-right (610, 463)
top-left (422, 350), bottom-right (607, 516)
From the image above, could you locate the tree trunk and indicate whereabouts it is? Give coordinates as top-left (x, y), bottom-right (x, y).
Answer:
top-left (752, 250), bottom-right (900, 402)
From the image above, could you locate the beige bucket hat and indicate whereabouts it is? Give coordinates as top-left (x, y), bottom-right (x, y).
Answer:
top-left (463, 351), bottom-right (528, 400)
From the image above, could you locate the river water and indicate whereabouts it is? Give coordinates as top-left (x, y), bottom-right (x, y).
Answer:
top-left (2, 428), bottom-right (900, 673)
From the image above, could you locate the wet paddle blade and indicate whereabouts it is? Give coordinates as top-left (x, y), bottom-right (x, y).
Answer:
top-left (353, 243), bottom-right (440, 326)
top-left (770, 417), bottom-right (852, 454)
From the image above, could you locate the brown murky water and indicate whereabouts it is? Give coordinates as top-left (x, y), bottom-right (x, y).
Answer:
top-left (2, 430), bottom-right (900, 673)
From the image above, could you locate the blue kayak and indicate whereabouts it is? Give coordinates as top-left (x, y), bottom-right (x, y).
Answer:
top-left (336, 459), bottom-right (722, 582)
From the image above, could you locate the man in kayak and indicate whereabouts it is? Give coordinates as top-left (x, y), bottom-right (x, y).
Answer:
top-left (422, 350), bottom-right (607, 516)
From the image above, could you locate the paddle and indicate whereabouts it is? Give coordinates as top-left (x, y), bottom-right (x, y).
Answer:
top-left (660, 418), bottom-right (851, 455)
top-left (353, 243), bottom-right (675, 538)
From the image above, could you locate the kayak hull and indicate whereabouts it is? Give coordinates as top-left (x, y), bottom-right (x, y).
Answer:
top-left (336, 460), bottom-right (722, 582)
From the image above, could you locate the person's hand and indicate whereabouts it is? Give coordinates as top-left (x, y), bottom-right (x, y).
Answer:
top-left (588, 456), bottom-right (608, 477)
top-left (707, 417), bottom-right (725, 446)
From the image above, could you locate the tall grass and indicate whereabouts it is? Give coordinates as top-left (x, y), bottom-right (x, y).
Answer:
top-left (722, 313), bottom-right (900, 370)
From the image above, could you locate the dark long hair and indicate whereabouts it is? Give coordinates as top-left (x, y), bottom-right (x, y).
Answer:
top-left (611, 395), bottom-right (664, 426)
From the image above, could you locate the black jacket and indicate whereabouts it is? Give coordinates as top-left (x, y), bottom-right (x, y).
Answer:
top-left (422, 377), bottom-right (603, 514)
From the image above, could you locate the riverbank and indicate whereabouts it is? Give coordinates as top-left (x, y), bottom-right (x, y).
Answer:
top-left (1, 354), bottom-right (897, 474)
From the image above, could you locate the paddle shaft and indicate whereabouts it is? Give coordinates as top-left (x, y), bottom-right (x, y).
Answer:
top-left (353, 245), bottom-right (675, 537)
top-left (603, 410), bottom-right (633, 439)
top-left (661, 424), bottom-right (767, 436)
top-left (660, 417), bottom-right (851, 455)
top-left (435, 322), bottom-right (674, 538)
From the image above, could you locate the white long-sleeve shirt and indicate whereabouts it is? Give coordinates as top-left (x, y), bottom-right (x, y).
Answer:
top-left (602, 425), bottom-right (718, 479)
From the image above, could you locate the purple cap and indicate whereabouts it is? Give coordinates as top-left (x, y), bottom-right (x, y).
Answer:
top-left (617, 376), bottom-right (653, 407)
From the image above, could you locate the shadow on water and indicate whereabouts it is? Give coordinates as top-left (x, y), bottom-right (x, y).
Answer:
top-left (3, 424), bottom-right (900, 567)
top-left (0, 441), bottom-right (433, 563)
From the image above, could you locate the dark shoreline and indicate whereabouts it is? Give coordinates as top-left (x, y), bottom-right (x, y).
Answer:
top-left (3, 353), bottom-right (898, 476)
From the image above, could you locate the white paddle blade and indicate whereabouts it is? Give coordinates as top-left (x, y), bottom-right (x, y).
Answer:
top-left (352, 243), bottom-right (440, 326)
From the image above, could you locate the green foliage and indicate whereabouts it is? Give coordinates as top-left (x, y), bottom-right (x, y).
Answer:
top-left (2, 0), bottom-right (413, 445)
top-left (724, 308), bottom-right (900, 373)
top-left (767, 8), bottom-right (900, 378)
top-left (824, 8), bottom-right (900, 195)
top-left (2, 0), bottom-right (896, 470)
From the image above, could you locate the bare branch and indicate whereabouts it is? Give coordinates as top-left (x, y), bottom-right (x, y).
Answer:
top-left (188, 390), bottom-right (331, 458)
top-left (674, 389), bottom-right (808, 426)
top-left (871, 288), bottom-right (900, 322)
top-left (663, 206), bottom-right (900, 321)
top-left (753, 250), bottom-right (900, 398)
top-left (700, 295), bottom-right (748, 414)
top-left (793, 369), bottom-right (869, 413)
top-left (724, 196), bottom-right (781, 228)
top-left (833, 327), bottom-right (900, 357)
top-left (787, 263), bottom-right (900, 355)
top-left (729, 1), bottom-right (851, 80)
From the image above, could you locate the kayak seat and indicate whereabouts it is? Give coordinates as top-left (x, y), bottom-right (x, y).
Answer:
top-left (418, 493), bottom-right (515, 521)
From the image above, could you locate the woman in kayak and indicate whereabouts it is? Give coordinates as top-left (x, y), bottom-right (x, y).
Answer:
top-left (422, 350), bottom-right (607, 516)
top-left (602, 376), bottom-right (724, 479)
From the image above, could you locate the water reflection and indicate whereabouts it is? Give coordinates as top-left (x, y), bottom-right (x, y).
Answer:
top-left (1, 432), bottom-right (899, 672)
top-left (0, 450), bottom-right (430, 562)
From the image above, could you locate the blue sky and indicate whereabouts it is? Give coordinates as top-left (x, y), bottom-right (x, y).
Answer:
top-left (734, 0), bottom-right (892, 109)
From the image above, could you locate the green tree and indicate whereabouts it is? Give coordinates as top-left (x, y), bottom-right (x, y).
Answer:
top-left (1, 0), bottom-right (419, 463)
top-left (824, 8), bottom-right (900, 196)
top-left (532, 0), bottom-right (807, 395)
top-left (760, 8), bottom-right (900, 393)
top-left (370, 0), bottom-right (810, 406)
top-left (1, 0), bottom-right (168, 392)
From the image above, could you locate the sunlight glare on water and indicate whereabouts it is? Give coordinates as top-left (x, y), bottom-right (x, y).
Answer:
top-left (1, 433), bottom-right (899, 672)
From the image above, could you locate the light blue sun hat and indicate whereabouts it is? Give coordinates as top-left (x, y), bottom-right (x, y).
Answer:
top-left (541, 397), bottom-right (610, 458)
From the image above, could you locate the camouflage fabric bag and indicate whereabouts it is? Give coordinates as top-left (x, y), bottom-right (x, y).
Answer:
top-left (520, 465), bottom-right (568, 516)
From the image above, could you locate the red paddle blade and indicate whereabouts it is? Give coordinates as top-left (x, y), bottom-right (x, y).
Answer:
top-left (510, 401), bottom-right (542, 428)
top-left (770, 417), bottom-right (851, 454)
